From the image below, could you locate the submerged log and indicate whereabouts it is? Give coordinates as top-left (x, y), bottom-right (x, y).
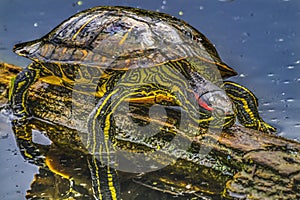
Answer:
top-left (0, 62), bottom-right (299, 199)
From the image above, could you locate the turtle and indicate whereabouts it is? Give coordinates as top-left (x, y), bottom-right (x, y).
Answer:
top-left (9, 6), bottom-right (276, 200)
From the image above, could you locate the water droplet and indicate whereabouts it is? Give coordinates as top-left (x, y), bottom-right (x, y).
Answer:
top-left (162, 0), bottom-right (167, 5)
top-left (271, 118), bottom-right (279, 123)
top-left (281, 92), bottom-right (286, 96)
top-left (276, 38), bottom-right (284, 42)
top-left (262, 102), bottom-right (270, 106)
top-left (77, 1), bottom-right (83, 6)
top-left (161, 5), bottom-right (165, 9)
top-left (294, 124), bottom-right (300, 128)
top-left (33, 22), bottom-right (38, 27)
top-left (239, 73), bottom-right (246, 78)
top-left (287, 65), bottom-right (295, 69)
top-left (267, 73), bottom-right (274, 77)
top-left (295, 60), bottom-right (300, 64)
top-left (268, 109), bottom-right (275, 112)
top-left (199, 6), bottom-right (204, 10)
top-left (233, 16), bottom-right (241, 21)
top-left (283, 80), bottom-right (290, 84)
top-left (178, 11), bottom-right (184, 16)
top-left (286, 98), bottom-right (295, 102)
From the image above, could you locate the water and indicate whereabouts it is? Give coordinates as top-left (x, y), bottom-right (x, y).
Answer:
top-left (0, 114), bottom-right (38, 200)
top-left (0, 0), bottom-right (299, 199)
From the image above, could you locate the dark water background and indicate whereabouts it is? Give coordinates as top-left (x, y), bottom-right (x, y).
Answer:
top-left (0, 0), bottom-right (299, 199)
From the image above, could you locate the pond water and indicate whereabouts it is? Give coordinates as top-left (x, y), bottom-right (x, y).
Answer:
top-left (0, 0), bottom-right (299, 199)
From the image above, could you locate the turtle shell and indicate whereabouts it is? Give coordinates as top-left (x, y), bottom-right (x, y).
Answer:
top-left (13, 6), bottom-right (237, 78)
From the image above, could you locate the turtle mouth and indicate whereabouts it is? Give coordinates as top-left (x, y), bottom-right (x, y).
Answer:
top-left (194, 90), bottom-right (234, 116)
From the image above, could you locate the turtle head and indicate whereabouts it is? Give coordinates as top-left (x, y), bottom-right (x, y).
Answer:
top-left (194, 89), bottom-right (235, 129)
top-left (190, 71), bottom-right (235, 127)
top-left (197, 90), bottom-right (235, 115)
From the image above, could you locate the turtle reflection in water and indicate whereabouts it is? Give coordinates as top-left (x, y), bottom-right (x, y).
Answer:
top-left (12, 119), bottom-right (96, 199)
top-left (9, 6), bottom-right (276, 200)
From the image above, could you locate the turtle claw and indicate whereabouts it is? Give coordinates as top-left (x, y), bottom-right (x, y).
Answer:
top-left (7, 104), bottom-right (31, 126)
top-left (11, 103), bottom-right (30, 118)
top-left (258, 121), bottom-right (277, 133)
top-left (244, 119), bottom-right (277, 134)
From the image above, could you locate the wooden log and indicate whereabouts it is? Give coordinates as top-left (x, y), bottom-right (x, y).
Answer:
top-left (1, 62), bottom-right (299, 199)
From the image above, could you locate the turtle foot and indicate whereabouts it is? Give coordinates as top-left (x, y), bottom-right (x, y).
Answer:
top-left (10, 103), bottom-right (30, 118)
top-left (243, 119), bottom-right (277, 134)
top-left (12, 116), bottom-right (30, 127)
top-left (258, 121), bottom-right (277, 134)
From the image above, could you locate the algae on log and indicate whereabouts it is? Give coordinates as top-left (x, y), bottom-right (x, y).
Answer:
top-left (0, 62), bottom-right (300, 199)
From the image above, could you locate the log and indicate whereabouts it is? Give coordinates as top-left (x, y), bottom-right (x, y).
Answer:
top-left (1, 62), bottom-right (299, 199)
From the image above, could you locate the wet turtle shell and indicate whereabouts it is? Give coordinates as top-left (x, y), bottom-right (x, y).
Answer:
top-left (13, 6), bottom-right (237, 78)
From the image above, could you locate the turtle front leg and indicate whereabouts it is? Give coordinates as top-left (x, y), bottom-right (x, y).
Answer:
top-left (9, 62), bottom-right (44, 118)
top-left (86, 85), bottom-right (180, 199)
top-left (223, 81), bottom-right (276, 133)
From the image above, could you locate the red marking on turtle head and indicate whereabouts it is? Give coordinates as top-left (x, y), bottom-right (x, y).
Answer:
top-left (194, 92), bottom-right (214, 111)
